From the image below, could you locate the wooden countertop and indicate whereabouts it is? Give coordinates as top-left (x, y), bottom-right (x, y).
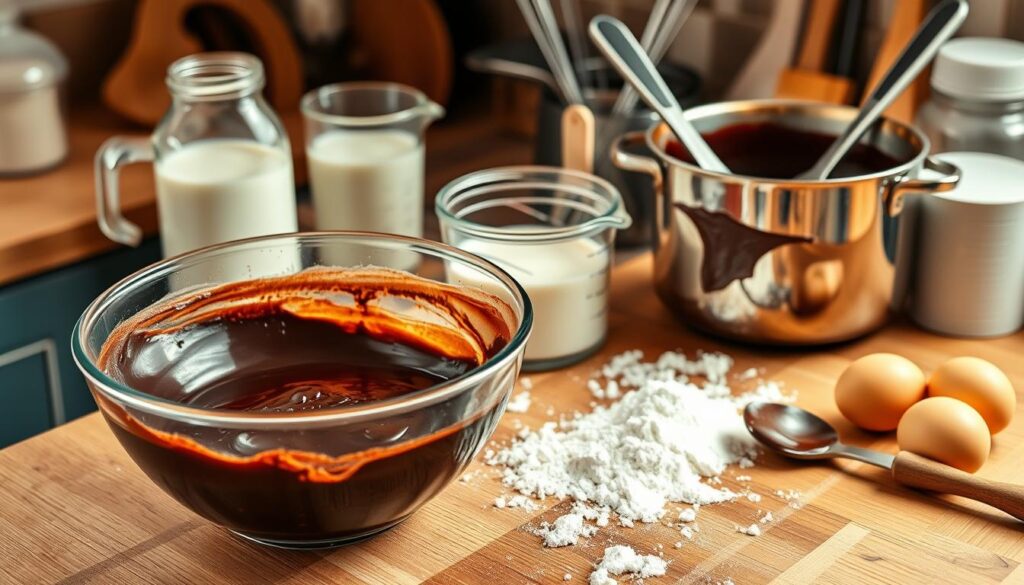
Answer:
top-left (0, 107), bottom-right (159, 287)
top-left (2, 256), bottom-right (1023, 584)
top-left (0, 106), bottom-right (530, 287)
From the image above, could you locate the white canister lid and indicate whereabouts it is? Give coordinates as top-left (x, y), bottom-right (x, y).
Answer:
top-left (0, 4), bottom-right (67, 93)
top-left (931, 37), bottom-right (1024, 102)
top-left (933, 151), bottom-right (1024, 205)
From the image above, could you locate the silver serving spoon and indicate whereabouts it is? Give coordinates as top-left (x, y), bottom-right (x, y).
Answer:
top-left (589, 15), bottom-right (730, 174)
top-left (744, 402), bottom-right (1024, 521)
top-left (797, 0), bottom-right (968, 180)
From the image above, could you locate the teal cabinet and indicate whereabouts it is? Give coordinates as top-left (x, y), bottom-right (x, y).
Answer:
top-left (0, 239), bottom-right (161, 447)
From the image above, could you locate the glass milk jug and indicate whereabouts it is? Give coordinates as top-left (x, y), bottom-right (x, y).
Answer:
top-left (96, 52), bottom-right (298, 260)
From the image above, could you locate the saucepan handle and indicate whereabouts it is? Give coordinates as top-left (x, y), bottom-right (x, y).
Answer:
top-left (885, 156), bottom-right (960, 217)
top-left (610, 131), bottom-right (663, 196)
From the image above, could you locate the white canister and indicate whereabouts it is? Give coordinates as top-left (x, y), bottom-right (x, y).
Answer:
top-left (911, 152), bottom-right (1024, 337)
top-left (0, 5), bottom-right (68, 175)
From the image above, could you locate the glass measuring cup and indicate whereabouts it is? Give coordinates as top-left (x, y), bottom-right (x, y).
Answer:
top-left (436, 166), bottom-right (631, 371)
top-left (301, 82), bottom-right (444, 268)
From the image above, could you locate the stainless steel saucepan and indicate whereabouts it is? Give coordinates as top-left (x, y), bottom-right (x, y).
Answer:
top-left (611, 99), bottom-right (960, 345)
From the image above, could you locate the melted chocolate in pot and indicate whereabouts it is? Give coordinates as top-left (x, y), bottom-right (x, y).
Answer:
top-left (97, 268), bottom-right (514, 544)
top-left (665, 122), bottom-right (904, 178)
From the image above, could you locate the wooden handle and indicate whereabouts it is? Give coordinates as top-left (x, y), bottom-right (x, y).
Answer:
top-left (561, 104), bottom-right (595, 174)
top-left (892, 451), bottom-right (1024, 521)
top-left (796, 0), bottom-right (843, 71)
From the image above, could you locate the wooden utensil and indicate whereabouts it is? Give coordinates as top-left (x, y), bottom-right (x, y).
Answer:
top-left (745, 402), bottom-right (1024, 522)
top-left (726, 0), bottom-right (804, 100)
top-left (102, 0), bottom-right (303, 127)
top-left (863, 0), bottom-right (928, 124)
top-left (775, 0), bottom-right (856, 104)
top-left (561, 104), bottom-right (595, 173)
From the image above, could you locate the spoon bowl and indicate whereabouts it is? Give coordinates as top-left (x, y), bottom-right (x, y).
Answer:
top-left (743, 402), bottom-right (838, 459)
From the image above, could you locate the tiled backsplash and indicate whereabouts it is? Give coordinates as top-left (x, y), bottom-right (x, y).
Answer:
top-left (482, 0), bottom-right (1024, 100)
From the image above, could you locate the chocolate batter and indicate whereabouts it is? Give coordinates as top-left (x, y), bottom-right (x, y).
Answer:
top-left (97, 267), bottom-right (515, 545)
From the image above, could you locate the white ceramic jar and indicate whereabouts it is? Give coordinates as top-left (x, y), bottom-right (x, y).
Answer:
top-left (0, 5), bottom-right (68, 175)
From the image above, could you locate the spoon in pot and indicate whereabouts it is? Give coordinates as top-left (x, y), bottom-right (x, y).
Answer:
top-left (797, 0), bottom-right (968, 180)
top-left (744, 402), bottom-right (1024, 521)
top-left (589, 15), bottom-right (731, 174)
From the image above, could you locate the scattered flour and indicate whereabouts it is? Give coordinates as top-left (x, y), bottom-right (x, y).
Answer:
top-left (489, 357), bottom-right (778, 522)
top-left (506, 391), bottom-right (532, 413)
top-left (588, 545), bottom-right (667, 585)
top-left (487, 349), bottom-right (796, 584)
top-left (737, 367), bottom-right (760, 381)
top-left (519, 376), bottom-right (534, 391)
top-left (537, 510), bottom-right (598, 547)
top-left (760, 511), bottom-right (774, 524)
top-left (775, 489), bottom-right (803, 508)
top-left (494, 495), bottom-right (538, 511)
top-left (737, 523), bottom-right (762, 537)
top-left (564, 573), bottom-right (572, 581)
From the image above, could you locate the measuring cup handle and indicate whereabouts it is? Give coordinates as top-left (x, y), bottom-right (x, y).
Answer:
top-left (611, 131), bottom-right (662, 192)
top-left (94, 136), bottom-right (153, 247)
top-left (885, 156), bottom-right (961, 217)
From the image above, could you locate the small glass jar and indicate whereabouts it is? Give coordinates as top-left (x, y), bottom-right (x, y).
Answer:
top-left (916, 38), bottom-right (1024, 160)
top-left (0, 4), bottom-right (68, 175)
top-left (436, 166), bottom-right (631, 371)
top-left (96, 52), bottom-right (298, 267)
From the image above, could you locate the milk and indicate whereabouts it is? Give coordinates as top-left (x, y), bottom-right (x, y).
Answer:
top-left (155, 140), bottom-right (299, 284)
top-left (307, 130), bottom-right (423, 268)
top-left (455, 237), bottom-right (610, 362)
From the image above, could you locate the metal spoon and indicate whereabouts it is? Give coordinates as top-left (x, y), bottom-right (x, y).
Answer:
top-left (744, 402), bottom-right (1024, 521)
top-left (589, 15), bottom-right (730, 174)
top-left (797, 0), bottom-right (968, 180)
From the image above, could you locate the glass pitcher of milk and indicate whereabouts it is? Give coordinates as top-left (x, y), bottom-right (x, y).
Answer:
top-left (301, 82), bottom-right (443, 268)
top-left (95, 52), bottom-right (298, 278)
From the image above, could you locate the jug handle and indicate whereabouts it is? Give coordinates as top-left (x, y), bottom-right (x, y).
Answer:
top-left (886, 156), bottom-right (960, 217)
top-left (94, 136), bottom-right (154, 247)
top-left (610, 131), bottom-right (662, 194)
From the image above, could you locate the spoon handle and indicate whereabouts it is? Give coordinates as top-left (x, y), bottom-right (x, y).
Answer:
top-left (588, 15), bottom-right (730, 174)
top-left (892, 451), bottom-right (1024, 521)
top-left (802, 0), bottom-right (968, 180)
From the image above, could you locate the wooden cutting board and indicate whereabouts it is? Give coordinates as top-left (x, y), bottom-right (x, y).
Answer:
top-left (2, 255), bottom-right (1024, 584)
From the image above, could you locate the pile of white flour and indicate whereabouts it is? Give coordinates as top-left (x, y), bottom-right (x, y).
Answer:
top-left (486, 349), bottom-right (792, 582)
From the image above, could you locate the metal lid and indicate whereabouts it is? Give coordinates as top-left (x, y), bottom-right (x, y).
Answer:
top-left (0, 4), bottom-right (67, 93)
top-left (931, 37), bottom-right (1024, 102)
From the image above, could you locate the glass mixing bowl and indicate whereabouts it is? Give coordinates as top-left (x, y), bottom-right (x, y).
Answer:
top-left (72, 232), bottom-right (532, 549)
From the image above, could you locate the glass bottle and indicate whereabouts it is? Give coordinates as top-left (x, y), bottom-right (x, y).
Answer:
top-left (96, 52), bottom-right (298, 260)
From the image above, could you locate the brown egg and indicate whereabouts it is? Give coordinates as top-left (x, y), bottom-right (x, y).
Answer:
top-left (928, 357), bottom-right (1016, 434)
top-left (897, 397), bottom-right (991, 472)
top-left (835, 353), bottom-right (926, 431)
